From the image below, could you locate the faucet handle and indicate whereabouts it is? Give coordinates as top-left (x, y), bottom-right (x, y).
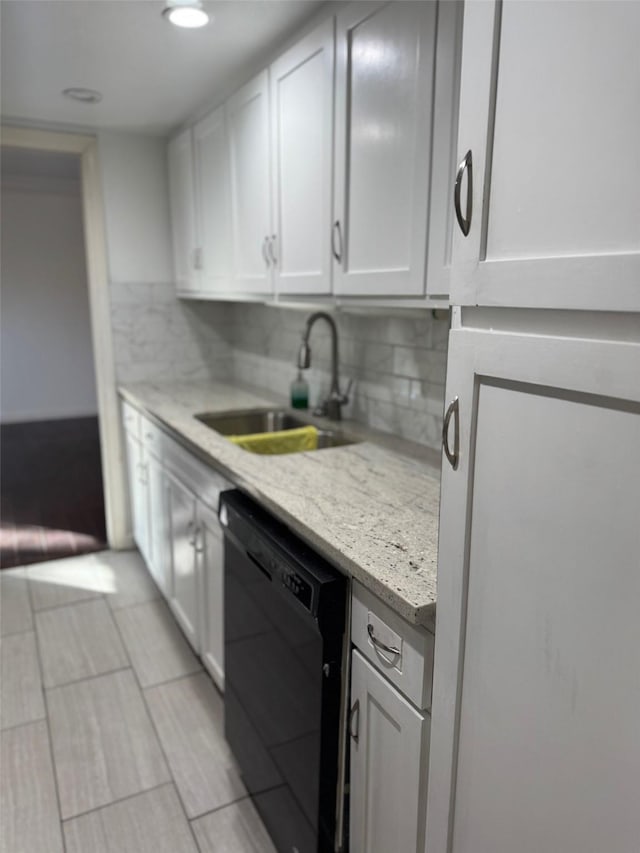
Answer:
top-left (341, 377), bottom-right (354, 404)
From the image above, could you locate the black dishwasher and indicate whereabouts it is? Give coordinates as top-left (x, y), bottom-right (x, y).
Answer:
top-left (219, 490), bottom-right (347, 853)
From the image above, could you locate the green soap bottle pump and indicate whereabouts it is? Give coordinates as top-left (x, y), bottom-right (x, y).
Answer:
top-left (290, 371), bottom-right (309, 409)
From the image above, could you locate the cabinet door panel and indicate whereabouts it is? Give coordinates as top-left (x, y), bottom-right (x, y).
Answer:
top-left (167, 128), bottom-right (198, 293)
top-left (350, 650), bottom-right (427, 853)
top-left (125, 431), bottom-right (148, 562)
top-left (334, 1), bottom-right (436, 296)
top-left (197, 502), bottom-right (225, 690)
top-left (146, 451), bottom-right (169, 596)
top-left (270, 18), bottom-right (334, 295)
top-left (194, 106), bottom-right (232, 293)
top-left (451, 0), bottom-right (640, 310)
top-left (166, 474), bottom-right (199, 651)
top-left (427, 327), bottom-right (640, 853)
top-left (227, 71), bottom-right (272, 294)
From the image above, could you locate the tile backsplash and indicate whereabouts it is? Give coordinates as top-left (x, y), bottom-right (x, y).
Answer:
top-left (109, 282), bottom-right (233, 384)
top-left (226, 303), bottom-right (449, 450)
top-left (110, 286), bottom-right (449, 452)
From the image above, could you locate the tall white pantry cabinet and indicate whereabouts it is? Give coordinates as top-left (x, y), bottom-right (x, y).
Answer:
top-left (427, 3), bottom-right (640, 853)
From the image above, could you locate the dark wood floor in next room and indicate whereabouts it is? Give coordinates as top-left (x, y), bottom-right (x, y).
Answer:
top-left (0, 416), bottom-right (107, 570)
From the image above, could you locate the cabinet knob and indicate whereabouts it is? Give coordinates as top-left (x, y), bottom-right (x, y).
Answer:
top-left (454, 150), bottom-right (472, 237)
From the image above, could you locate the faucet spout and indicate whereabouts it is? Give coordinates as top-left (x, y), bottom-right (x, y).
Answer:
top-left (297, 312), bottom-right (348, 421)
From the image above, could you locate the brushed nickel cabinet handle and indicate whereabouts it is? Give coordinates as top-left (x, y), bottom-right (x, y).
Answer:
top-left (261, 237), bottom-right (270, 266)
top-left (332, 220), bottom-right (343, 263)
top-left (349, 698), bottom-right (360, 743)
top-left (268, 235), bottom-right (277, 265)
top-left (442, 396), bottom-right (460, 470)
top-left (454, 150), bottom-right (472, 237)
top-left (367, 623), bottom-right (400, 656)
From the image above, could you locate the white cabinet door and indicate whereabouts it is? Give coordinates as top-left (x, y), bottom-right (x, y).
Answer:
top-left (270, 18), bottom-right (335, 296)
top-left (333, 1), bottom-right (437, 297)
top-left (227, 70), bottom-right (273, 295)
top-left (146, 450), bottom-right (169, 596)
top-left (193, 106), bottom-right (232, 295)
top-left (196, 501), bottom-right (225, 691)
top-left (166, 473), bottom-right (199, 651)
top-left (450, 0), bottom-right (640, 311)
top-left (350, 649), bottom-right (428, 853)
top-left (167, 128), bottom-right (199, 294)
top-left (426, 324), bottom-right (640, 853)
top-left (124, 431), bottom-right (150, 565)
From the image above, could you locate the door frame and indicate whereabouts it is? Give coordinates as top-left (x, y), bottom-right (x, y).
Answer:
top-left (1, 125), bottom-right (130, 548)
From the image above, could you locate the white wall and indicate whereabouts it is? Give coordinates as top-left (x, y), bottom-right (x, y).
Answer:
top-left (97, 131), bottom-right (233, 385)
top-left (98, 131), bottom-right (173, 284)
top-left (0, 179), bottom-right (98, 423)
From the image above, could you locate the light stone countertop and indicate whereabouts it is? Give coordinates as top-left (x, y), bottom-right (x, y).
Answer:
top-left (119, 380), bottom-right (440, 630)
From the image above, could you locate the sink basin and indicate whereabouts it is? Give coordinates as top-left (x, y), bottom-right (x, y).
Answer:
top-left (196, 409), bottom-right (309, 435)
top-left (194, 407), bottom-right (358, 453)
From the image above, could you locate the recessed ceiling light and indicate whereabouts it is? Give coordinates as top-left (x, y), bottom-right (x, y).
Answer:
top-left (62, 87), bottom-right (103, 104)
top-left (163, 0), bottom-right (210, 29)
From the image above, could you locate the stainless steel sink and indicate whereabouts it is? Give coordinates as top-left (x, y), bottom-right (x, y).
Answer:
top-left (194, 407), bottom-right (358, 452)
top-left (195, 409), bottom-right (309, 435)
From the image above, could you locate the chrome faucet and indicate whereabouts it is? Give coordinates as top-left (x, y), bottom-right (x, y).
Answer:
top-left (297, 312), bottom-right (350, 421)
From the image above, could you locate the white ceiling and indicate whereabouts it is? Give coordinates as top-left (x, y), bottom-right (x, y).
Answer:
top-left (0, 0), bottom-right (325, 135)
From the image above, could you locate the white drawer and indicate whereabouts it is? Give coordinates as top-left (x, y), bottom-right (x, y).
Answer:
top-left (351, 581), bottom-right (434, 710)
top-left (163, 431), bottom-right (232, 511)
top-left (121, 399), bottom-right (140, 438)
top-left (139, 413), bottom-right (165, 458)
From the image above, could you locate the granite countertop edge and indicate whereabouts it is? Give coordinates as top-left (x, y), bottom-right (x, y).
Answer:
top-left (119, 381), bottom-right (439, 631)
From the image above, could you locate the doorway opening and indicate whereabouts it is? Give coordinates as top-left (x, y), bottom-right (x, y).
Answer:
top-left (1, 146), bottom-right (107, 568)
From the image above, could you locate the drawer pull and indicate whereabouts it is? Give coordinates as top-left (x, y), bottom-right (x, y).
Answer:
top-left (367, 623), bottom-right (400, 657)
top-left (348, 698), bottom-right (360, 743)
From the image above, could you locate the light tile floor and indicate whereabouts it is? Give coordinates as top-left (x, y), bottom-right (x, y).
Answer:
top-left (0, 550), bottom-right (276, 853)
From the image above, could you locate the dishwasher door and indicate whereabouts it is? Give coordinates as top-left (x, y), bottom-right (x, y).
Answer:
top-left (220, 490), bottom-right (346, 853)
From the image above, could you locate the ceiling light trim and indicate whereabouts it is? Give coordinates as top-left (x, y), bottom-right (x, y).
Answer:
top-left (163, 0), bottom-right (210, 29)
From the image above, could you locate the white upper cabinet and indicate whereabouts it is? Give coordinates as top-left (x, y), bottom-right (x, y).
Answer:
top-left (332, 1), bottom-right (438, 297)
top-left (227, 70), bottom-right (273, 295)
top-left (270, 18), bottom-right (335, 296)
top-left (193, 106), bottom-right (232, 294)
top-left (451, 0), bottom-right (640, 311)
top-left (167, 128), bottom-right (199, 294)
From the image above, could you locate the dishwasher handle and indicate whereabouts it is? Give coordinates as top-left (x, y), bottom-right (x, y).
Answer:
top-left (247, 550), bottom-right (272, 581)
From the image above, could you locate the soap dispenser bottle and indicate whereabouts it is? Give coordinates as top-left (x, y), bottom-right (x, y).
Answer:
top-left (290, 371), bottom-right (309, 409)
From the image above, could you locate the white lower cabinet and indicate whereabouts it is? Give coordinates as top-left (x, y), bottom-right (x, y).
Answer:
top-left (121, 400), bottom-right (230, 687)
top-left (146, 447), bottom-right (169, 596)
top-left (166, 472), bottom-right (200, 652)
top-left (196, 501), bottom-right (225, 690)
top-left (350, 649), bottom-right (430, 853)
top-left (426, 323), bottom-right (640, 853)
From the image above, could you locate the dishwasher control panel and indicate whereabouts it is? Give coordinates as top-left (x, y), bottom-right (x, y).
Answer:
top-left (282, 568), bottom-right (312, 609)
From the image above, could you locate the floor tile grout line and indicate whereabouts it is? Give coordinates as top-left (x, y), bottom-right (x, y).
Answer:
top-left (28, 577), bottom-right (69, 853)
top-left (28, 591), bottom-right (106, 615)
top-left (140, 665), bottom-right (206, 694)
top-left (0, 625), bottom-right (38, 640)
top-left (0, 714), bottom-right (48, 735)
top-left (188, 792), bottom-right (252, 823)
top-left (43, 665), bottom-right (134, 694)
top-left (60, 781), bottom-right (175, 825)
top-left (108, 596), bottom-right (206, 851)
